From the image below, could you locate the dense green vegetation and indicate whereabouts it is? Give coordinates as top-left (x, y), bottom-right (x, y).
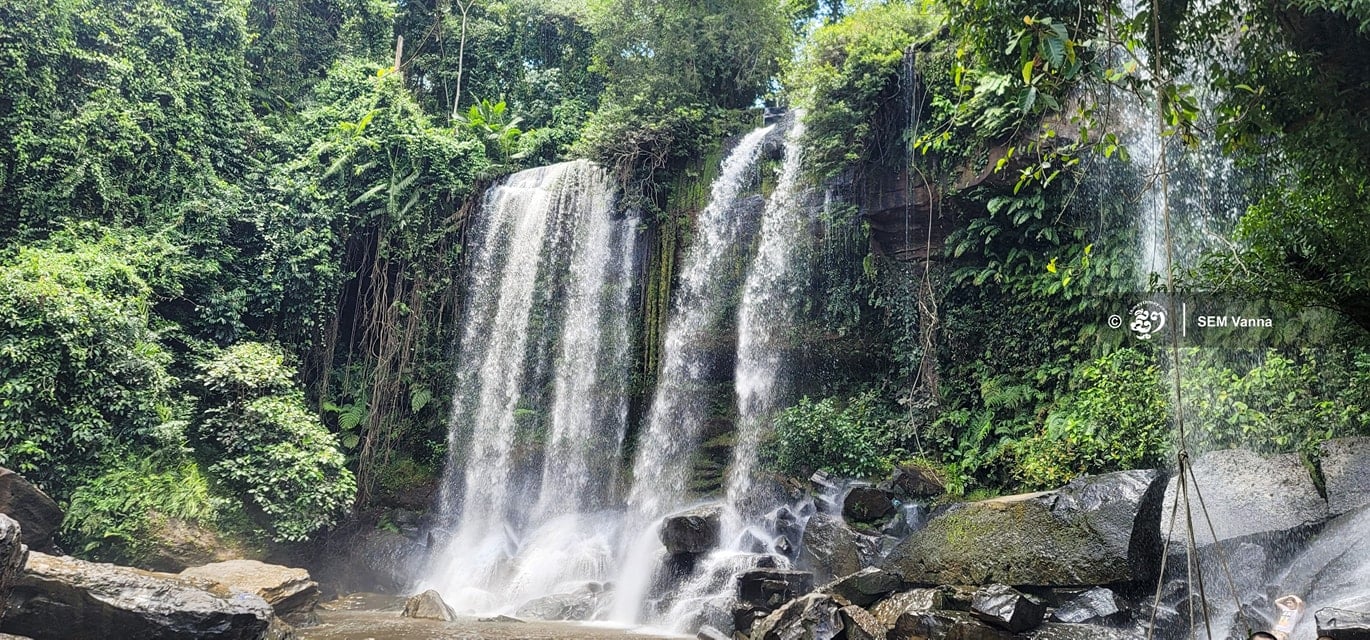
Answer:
top-left (0, 0), bottom-right (1366, 565)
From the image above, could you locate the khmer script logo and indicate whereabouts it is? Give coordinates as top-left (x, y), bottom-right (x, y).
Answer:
top-left (1129, 300), bottom-right (1167, 340)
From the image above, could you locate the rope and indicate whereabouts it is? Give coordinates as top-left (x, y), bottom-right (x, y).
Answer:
top-left (1144, 0), bottom-right (1247, 636)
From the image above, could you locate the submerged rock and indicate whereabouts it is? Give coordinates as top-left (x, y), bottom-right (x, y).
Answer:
top-left (514, 590), bottom-right (602, 621)
top-left (660, 505), bottom-right (722, 556)
top-left (1161, 448), bottom-right (1328, 545)
top-left (180, 559), bottom-right (320, 625)
top-left (821, 567), bottom-right (902, 607)
top-left (1, 551), bottom-right (272, 640)
top-left (882, 470), bottom-right (1166, 586)
top-left (0, 469), bottom-right (61, 554)
top-left (801, 513), bottom-right (877, 583)
top-left (401, 589), bottom-right (456, 622)
top-left (970, 584), bottom-right (1046, 633)
top-left (750, 593), bottom-right (844, 640)
top-left (1320, 438), bottom-right (1370, 516)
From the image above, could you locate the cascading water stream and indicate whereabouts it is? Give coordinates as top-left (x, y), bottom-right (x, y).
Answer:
top-left (659, 122), bottom-right (819, 632)
top-left (725, 120), bottom-right (814, 528)
top-left (427, 160), bottom-right (640, 611)
top-left (611, 125), bottom-right (776, 622)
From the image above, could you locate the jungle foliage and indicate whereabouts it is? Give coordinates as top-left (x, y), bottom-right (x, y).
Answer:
top-left (0, 0), bottom-right (1368, 564)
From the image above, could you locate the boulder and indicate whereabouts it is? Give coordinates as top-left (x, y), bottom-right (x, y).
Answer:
top-left (738, 568), bottom-right (813, 610)
top-left (311, 525), bottom-right (425, 594)
top-left (839, 605), bottom-right (885, 640)
top-left (401, 589), bottom-right (455, 622)
top-left (879, 464), bottom-right (945, 499)
top-left (1320, 438), bottom-right (1370, 516)
top-left (660, 506), bottom-right (722, 556)
top-left (871, 588), bottom-right (946, 628)
top-left (843, 486), bottom-right (896, 523)
top-left (0, 470), bottom-right (61, 553)
top-left (1316, 607), bottom-right (1370, 640)
top-left (0, 515), bottom-right (27, 619)
top-left (1161, 449), bottom-right (1328, 545)
top-left (514, 590), bottom-right (601, 621)
top-left (180, 560), bottom-right (319, 625)
top-left (1028, 623), bottom-right (1145, 639)
top-left (890, 610), bottom-right (1013, 640)
top-left (970, 584), bottom-right (1046, 633)
top-left (882, 470), bottom-right (1166, 586)
top-left (1, 551), bottom-right (272, 640)
top-left (801, 514), bottom-right (877, 583)
top-left (821, 567), bottom-right (902, 607)
top-left (1049, 587), bottom-right (1130, 625)
top-left (750, 593), bottom-right (844, 640)
top-left (141, 516), bottom-right (250, 572)
top-left (697, 625), bottom-right (730, 640)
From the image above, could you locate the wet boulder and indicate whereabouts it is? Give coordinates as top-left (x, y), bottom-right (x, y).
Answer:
top-left (750, 593), bottom-right (844, 640)
top-left (311, 524), bottom-right (426, 594)
top-left (1028, 623), bottom-right (1146, 639)
top-left (1049, 587), bottom-right (1130, 625)
top-left (180, 559), bottom-right (319, 625)
top-left (1320, 438), bottom-right (1370, 516)
top-left (1162, 448), bottom-right (1328, 545)
top-left (401, 589), bottom-right (456, 622)
top-left (801, 514), bottom-right (878, 583)
top-left (821, 567), bottom-right (902, 607)
top-left (839, 605), bottom-right (885, 640)
top-left (697, 625), bottom-right (730, 640)
top-left (843, 486), bottom-right (896, 523)
top-left (890, 610), bottom-right (1013, 640)
top-left (1316, 607), bottom-right (1370, 640)
top-left (660, 505), bottom-right (722, 556)
top-left (0, 515), bottom-right (27, 619)
top-left (738, 568), bottom-right (814, 610)
top-left (882, 470), bottom-right (1166, 586)
top-left (514, 590), bottom-right (602, 621)
top-left (971, 584), bottom-right (1046, 633)
top-left (871, 588), bottom-right (946, 628)
top-left (879, 464), bottom-right (945, 499)
top-left (0, 469), bottom-right (61, 554)
top-left (1, 551), bottom-right (272, 640)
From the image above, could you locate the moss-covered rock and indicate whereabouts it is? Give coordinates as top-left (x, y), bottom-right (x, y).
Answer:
top-left (881, 470), bottom-right (1165, 586)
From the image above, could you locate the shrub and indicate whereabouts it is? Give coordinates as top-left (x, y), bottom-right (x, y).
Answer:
top-left (194, 343), bottom-right (355, 542)
top-left (0, 243), bottom-right (175, 497)
top-left (763, 389), bottom-right (901, 479)
top-left (1013, 348), bottom-right (1170, 488)
top-left (63, 455), bottom-right (235, 564)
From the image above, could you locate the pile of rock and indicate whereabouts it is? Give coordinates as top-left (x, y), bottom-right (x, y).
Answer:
top-left (737, 443), bottom-right (1370, 640)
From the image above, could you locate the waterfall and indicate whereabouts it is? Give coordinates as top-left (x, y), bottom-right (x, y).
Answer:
top-left (726, 120), bottom-right (814, 524)
top-left (427, 159), bottom-right (640, 611)
top-left (611, 125), bottom-right (775, 622)
top-left (656, 122), bottom-right (820, 633)
top-left (622, 125), bottom-right (775, 523)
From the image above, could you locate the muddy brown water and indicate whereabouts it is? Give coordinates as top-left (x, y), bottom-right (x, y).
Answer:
top-left (298, 595), bottom-right (685, 640)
